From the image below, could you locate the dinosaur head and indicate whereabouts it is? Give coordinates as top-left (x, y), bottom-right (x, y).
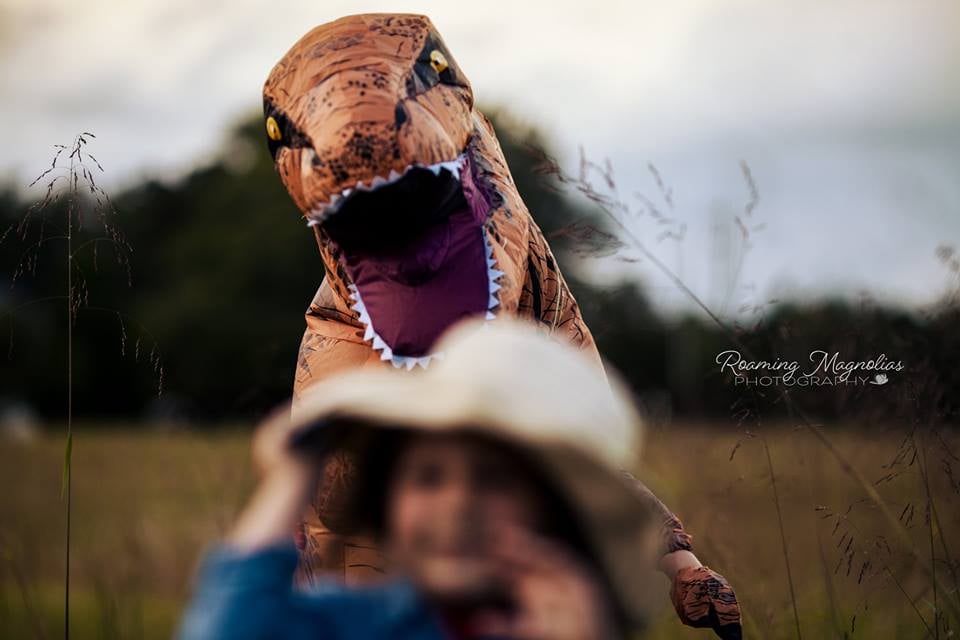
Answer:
top-left (263, 13), bottom-right (474, 218)
top-left (264, 14), bottom-right (508, 369)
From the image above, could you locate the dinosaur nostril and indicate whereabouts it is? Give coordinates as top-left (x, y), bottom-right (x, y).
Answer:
top-left (394, 102), bottom-right (408, 129)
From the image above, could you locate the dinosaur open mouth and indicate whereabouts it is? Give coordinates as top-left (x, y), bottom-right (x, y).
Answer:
top-left (311, 152), bottom-right (501, 369)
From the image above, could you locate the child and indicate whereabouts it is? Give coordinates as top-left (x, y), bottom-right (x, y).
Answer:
top-left (179, 319), bottom-right (669, 639)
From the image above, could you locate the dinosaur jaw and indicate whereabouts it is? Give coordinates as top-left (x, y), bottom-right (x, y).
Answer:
top-left (315, 151), bottom-right (502, 369)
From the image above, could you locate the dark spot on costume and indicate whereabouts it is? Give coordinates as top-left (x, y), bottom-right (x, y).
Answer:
top-left (528, 255), bottom-right (543, 319)
top-left (369, 15), bottom-right (427, 39)
top-left (307, 33), bottom-right (363, 58)
top-left (394, 103), bottom-right (408, 128)
top-left (328, 159), bottom-right (349, 183)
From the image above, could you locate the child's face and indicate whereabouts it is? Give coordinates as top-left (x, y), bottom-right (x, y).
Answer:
top-left (384, 432), bottom-right (547, 602)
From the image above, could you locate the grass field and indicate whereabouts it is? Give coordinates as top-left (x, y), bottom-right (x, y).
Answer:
top-left (2, 422), bottom-right (957, 639)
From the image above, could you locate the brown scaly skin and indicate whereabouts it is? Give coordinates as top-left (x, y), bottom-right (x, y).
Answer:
top-left (263, 13), bottom-right (739, 635)
top-left (673, 567), bottom-right (743, 640)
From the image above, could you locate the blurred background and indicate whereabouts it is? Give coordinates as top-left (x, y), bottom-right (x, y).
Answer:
top-left (1, 1), bottom-right (958, 638)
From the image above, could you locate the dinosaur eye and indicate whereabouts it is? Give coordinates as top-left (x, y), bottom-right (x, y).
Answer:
top-left (265, 116), bottom-right (282, 142)
top-left (429, 50), bottom-right (448, 73)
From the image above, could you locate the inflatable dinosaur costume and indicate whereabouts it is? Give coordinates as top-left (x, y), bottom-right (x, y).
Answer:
top-left (263, 13), bottom-right (740, 636)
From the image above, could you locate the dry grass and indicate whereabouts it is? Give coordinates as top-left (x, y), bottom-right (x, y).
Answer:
top-left (642, 422), bottom-right (960, 638)
top-left (0, 427), bottom-right (253, 640)
top-left (531, 145), bottom-right (960, 637)
top-left (2, 423), bottom-right (956, 638)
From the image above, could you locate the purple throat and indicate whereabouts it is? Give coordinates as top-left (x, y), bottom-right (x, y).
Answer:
top-left (319, 151), bottom-right (503, 368)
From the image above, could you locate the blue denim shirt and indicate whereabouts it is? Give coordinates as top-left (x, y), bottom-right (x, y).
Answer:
top-left (177, 542), bottom-right (451, 640)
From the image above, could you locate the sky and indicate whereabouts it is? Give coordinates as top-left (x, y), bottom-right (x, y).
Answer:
top-left (1, 0), bottom-right (958, 314)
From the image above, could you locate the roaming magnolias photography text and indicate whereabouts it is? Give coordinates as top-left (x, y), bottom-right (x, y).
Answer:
top-left (715, 350), bottom-right (905, 387)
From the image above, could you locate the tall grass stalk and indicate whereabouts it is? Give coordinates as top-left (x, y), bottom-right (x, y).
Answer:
top-left (2, 133), bottom-right (162, 639)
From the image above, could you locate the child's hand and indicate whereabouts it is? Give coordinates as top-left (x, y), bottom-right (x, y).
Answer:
top-left (251, 408), bottom-right (306, 475)
top-left (470, 524), bottom-right (615, 640)
top-left (227, 412), bottom-right (321, 552)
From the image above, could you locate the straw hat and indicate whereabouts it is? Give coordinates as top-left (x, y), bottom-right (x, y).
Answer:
top-left (257, 317), bottom-right (658, 626)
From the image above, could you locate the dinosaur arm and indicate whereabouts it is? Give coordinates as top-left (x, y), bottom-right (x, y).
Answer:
top-left (630, 478), bottom-right (694, 556)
